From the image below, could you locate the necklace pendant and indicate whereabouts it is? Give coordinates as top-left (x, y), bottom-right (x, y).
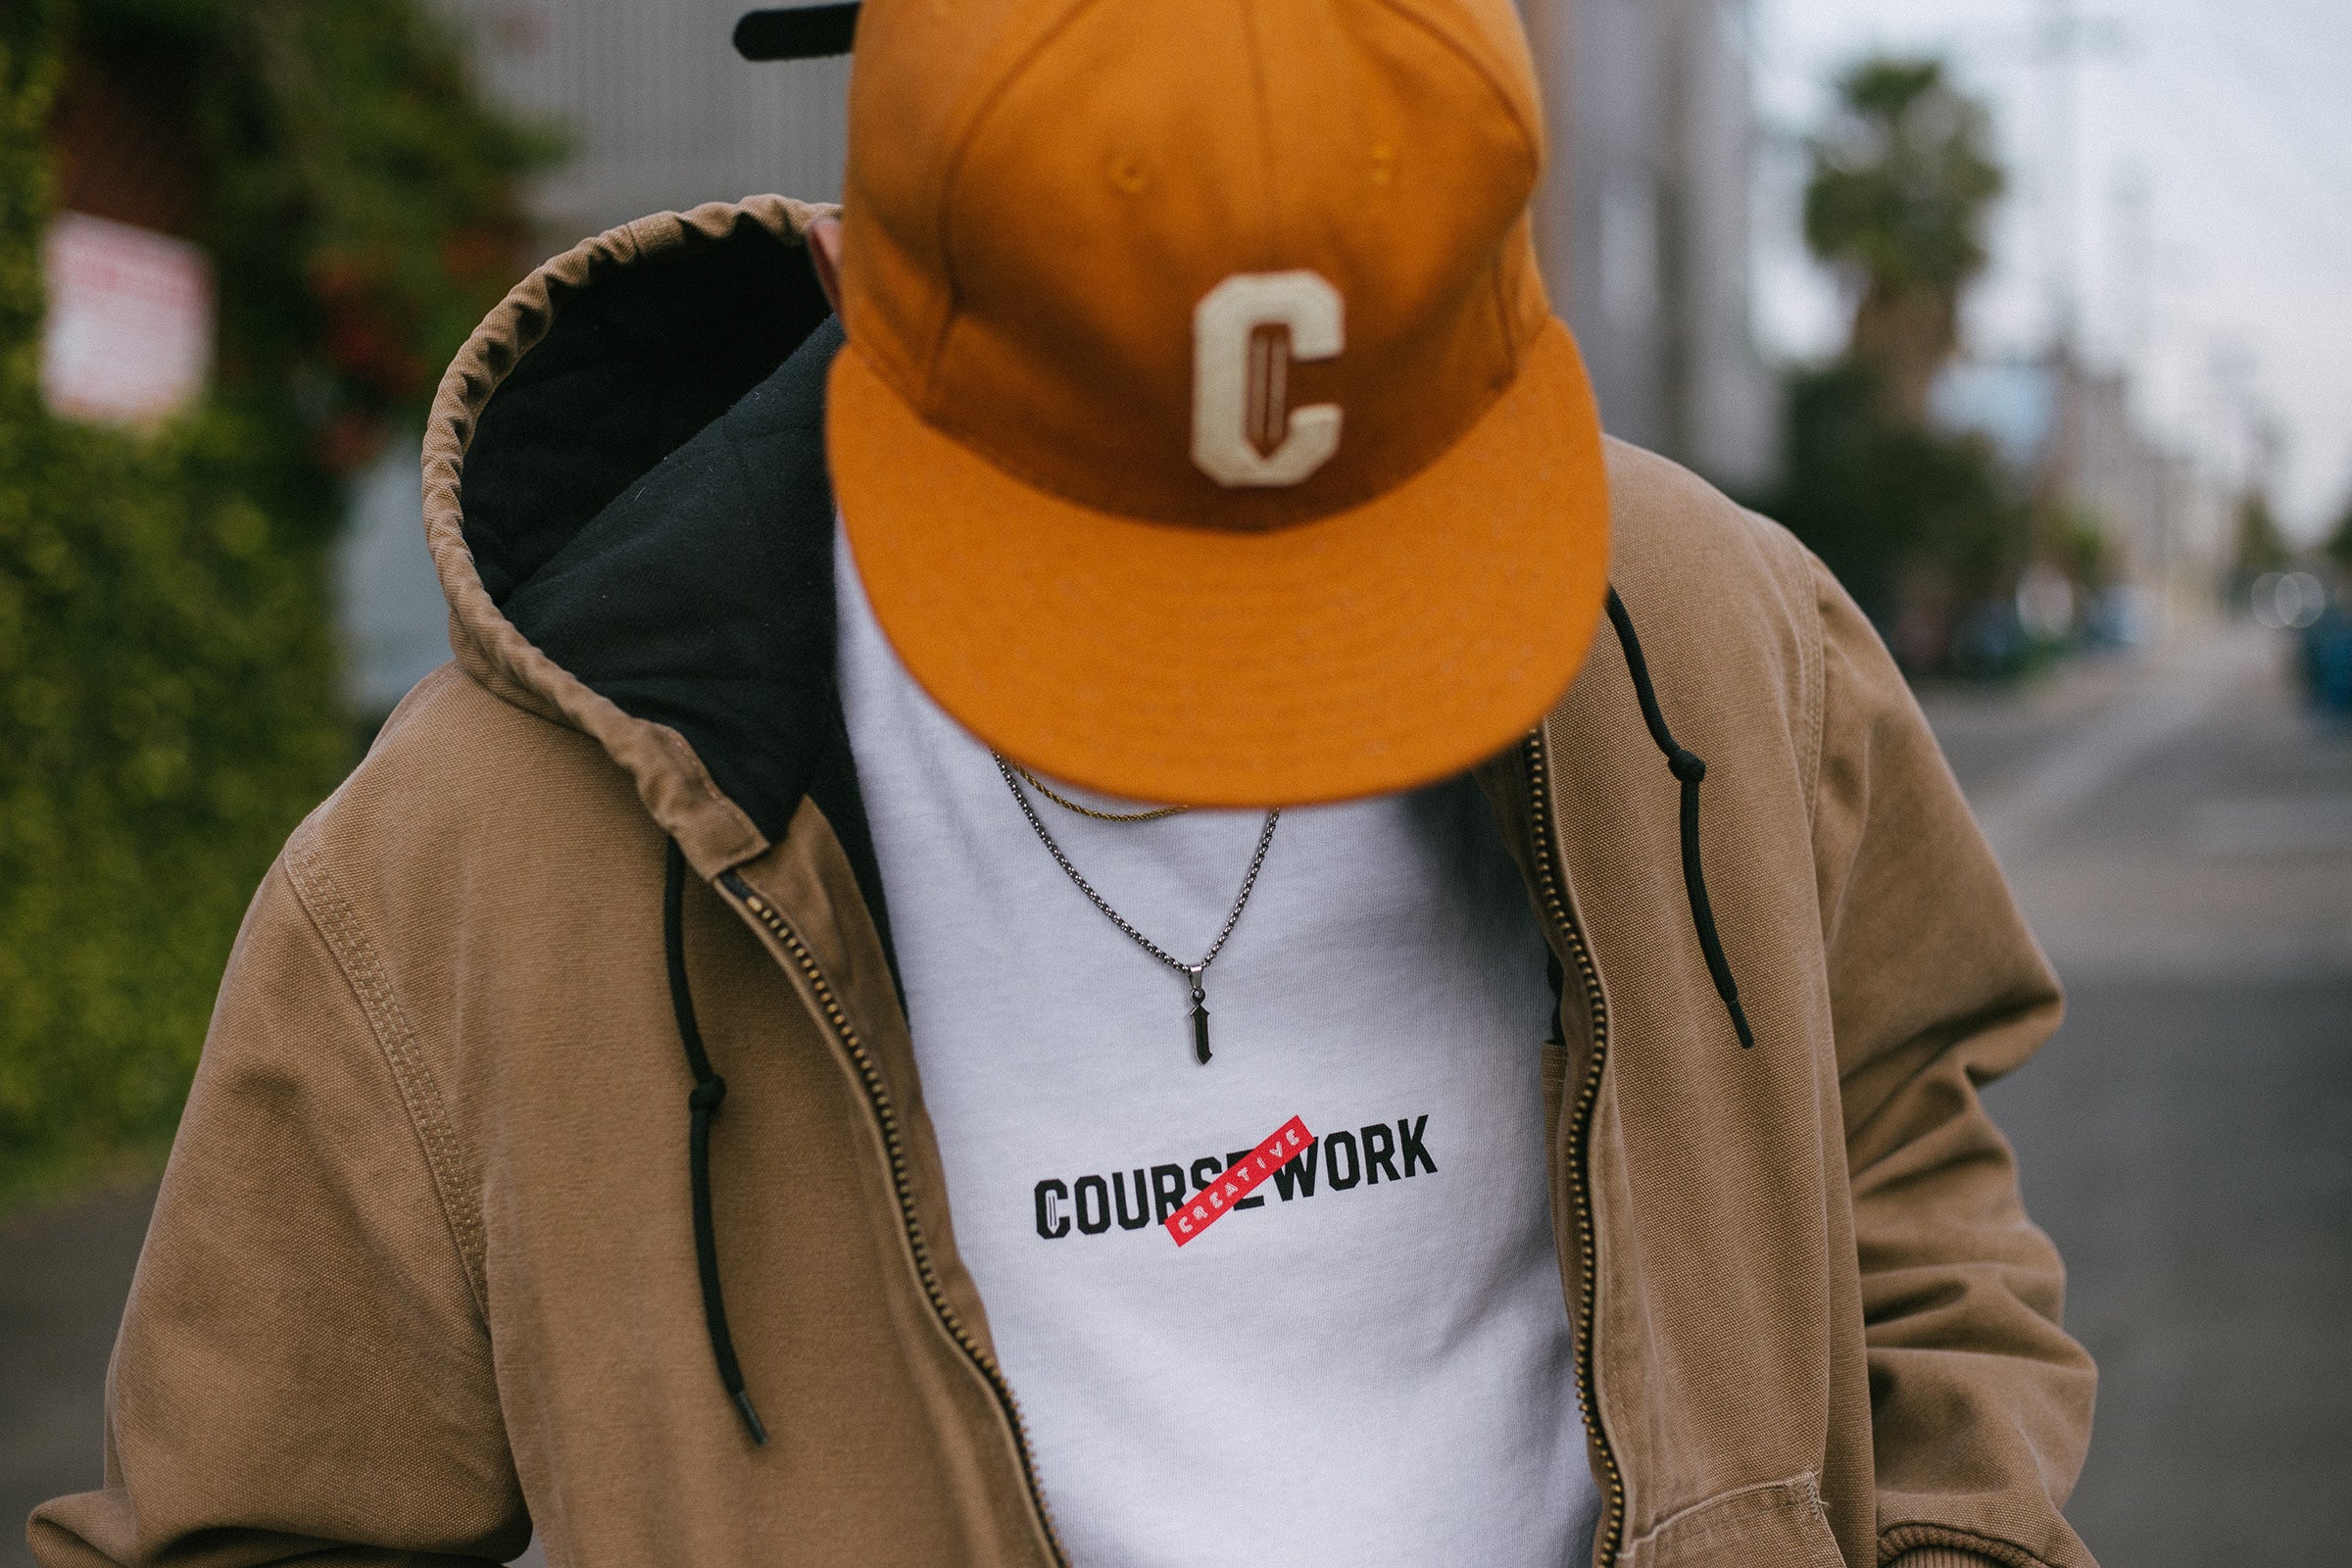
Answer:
top-left (1186, 967), bottom-right (1211, 1064)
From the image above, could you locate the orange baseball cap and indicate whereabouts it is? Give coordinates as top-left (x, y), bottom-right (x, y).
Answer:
top-left (828, 0), bottom-right (1610, 807)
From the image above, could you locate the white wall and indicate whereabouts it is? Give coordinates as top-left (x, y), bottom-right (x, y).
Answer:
top-left (335, 434), bottom-right (449, 717)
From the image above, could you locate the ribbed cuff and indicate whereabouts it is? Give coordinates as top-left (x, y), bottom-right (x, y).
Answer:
top-left (1888, 1551), bottom-right (1999, 1568)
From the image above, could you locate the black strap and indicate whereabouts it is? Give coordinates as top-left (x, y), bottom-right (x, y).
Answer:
top-left (666, 840), bottom-right (770, 1444)
top-left (1604, 589), bottom-right (1757, 1051)
top-left (734, 4), bottom-right (858, 60)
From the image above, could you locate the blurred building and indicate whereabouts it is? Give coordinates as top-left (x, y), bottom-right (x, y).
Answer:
top-left (2053, 358), bottom-right (2234, 620)
top-left (339, 438), bottom-right (447, 717)
top-left (1933, 354), bottom-right (2234, 628)
top-left (1553, 0), bottom-right (1776, 491)
top-left (342, 0), bottom-right (1778, 712)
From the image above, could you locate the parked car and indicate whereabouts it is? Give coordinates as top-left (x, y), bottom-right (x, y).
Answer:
top-left (2301, 594), bottom-right (2352, 715)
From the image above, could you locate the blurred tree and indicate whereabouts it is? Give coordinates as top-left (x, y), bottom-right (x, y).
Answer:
top-left (73, 0), bottom-right (563, 496)
top-left (1804, 57), bottom-right (2004, 424)
top-left (2323, 496), bottom-right (2352, 580)
top-left (2, 0), bottom-right (554, 1209)
top-left (1764, 54), bottom-right (2023, 669)
top-left (2231, 489), bottom-right (2291, 584)
top-left (2053, 505), bottom-right (2114, 591)
top-left (1770, 362), bottom-right (2021, 650)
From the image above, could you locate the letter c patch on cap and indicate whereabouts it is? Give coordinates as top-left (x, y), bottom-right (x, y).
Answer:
top-left (1191, 271), bottom-right (1344, 487)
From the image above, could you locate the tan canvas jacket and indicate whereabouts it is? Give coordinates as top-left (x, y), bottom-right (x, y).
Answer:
top-left (32, 199), bottom-right (2095, 1568)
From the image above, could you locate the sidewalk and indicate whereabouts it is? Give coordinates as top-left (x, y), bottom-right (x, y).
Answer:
top-left (1926, 622), bottom-right (2352, 1563)
top-left (0, 1186), bottom-right (155, 1558)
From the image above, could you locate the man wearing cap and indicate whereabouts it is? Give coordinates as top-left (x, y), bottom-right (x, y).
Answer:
top-left (32, 0), bottom-right (2095, 1564)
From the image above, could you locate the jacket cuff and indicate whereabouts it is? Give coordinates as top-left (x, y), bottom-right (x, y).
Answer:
top-left (1889, 1552), bottom-right (2002, 1568)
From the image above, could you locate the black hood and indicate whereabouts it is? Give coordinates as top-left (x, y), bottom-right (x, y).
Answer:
top-left (446, 199), bottom-right (893, 954)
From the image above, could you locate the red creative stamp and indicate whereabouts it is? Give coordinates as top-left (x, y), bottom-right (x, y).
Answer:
top-left (1165, 1115), bottom-right (1313, 1247)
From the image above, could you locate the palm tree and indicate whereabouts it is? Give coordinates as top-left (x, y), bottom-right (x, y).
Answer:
top-left (1804, 58), bottom-right (2004, 424)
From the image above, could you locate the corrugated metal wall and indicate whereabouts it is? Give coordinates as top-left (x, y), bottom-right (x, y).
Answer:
top-left (445, 0), bottom-right (852, 244)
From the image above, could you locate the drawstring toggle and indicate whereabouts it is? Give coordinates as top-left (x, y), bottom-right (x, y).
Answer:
top-left (1603, 588), bottom-right (1758, 1053)
top-left (666, 841), bottom-right (770, 1446)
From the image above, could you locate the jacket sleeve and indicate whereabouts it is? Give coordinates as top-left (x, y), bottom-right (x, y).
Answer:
top-left (1806, 558), bottom-right (2098, 1568)
top-left (28, 854), bottom-right (528, 1567)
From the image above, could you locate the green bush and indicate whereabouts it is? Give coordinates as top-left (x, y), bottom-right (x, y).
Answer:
top-left (1763, 53), bottom-right (2035, 676)
top-left (0, 8), bottom-right (337, 1206)
top-left (1766, 362), bottom-right (2023, 626)
top-left (1, 0), bottom-right (553, 1208)
top-left (79, 0), bottom-right (564, 490)
top-left (0, 417), bottom-right (351, 1206)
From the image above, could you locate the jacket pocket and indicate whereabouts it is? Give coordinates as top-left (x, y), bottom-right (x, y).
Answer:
top-left (1616, 1473), bottom-right (1846, 1568)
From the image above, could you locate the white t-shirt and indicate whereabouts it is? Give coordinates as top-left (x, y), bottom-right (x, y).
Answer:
top-left (836, 522), bottom-right (1600, 1566)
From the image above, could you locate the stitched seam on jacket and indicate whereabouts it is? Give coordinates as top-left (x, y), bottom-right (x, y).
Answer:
top-left (282, 839), bottom-right (491, 1316)
top-left (1879, 1523), bottom-right (2050, 1568)
top-left (1619, 1471), bottom-right (1821, 1555)
top-left (1794, 542), bottom-right (1826, 828)
top-left (1753, 515), bottom-right (1828, 830)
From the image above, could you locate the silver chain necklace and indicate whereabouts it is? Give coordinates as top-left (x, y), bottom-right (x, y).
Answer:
top-left (995, 758), bottom-right (1279, 1064)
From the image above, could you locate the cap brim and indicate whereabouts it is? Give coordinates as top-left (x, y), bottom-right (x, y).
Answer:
top-left (829, 318), bottom-right (1611, 807)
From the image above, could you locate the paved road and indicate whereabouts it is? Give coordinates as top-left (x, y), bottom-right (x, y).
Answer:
top-left (5, 623), bottom-right (2346, 1564)
top-left (0, 1188), bottom-right (153, 1562)
top-left (1924, 623), bottom-right (2352, 1565)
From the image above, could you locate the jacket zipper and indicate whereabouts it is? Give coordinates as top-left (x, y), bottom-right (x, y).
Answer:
top-left (720, 871), bottom-right (1071, 1568)
top-left (1522, 729), bottom-right (1628, 1565)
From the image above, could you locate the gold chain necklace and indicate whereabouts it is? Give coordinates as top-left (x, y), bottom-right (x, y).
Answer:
top-left (1002, 759), bottom-right (1191, 822)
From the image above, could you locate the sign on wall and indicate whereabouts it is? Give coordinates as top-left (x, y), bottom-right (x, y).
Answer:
top-left (39, 212), bottom-right (215, 427)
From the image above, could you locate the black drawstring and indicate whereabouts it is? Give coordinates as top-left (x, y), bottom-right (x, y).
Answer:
top-left (666, 839), bottom-right (769, 1445)
top-left (1604, 588), bottom-right (1757, 1051)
